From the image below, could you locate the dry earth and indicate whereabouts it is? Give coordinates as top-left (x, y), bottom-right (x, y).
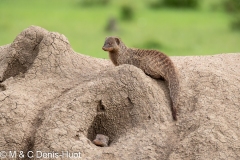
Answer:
top-left (0, 26), bottom-right (239, 160)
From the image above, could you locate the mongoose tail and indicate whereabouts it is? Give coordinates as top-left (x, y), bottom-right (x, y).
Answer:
top-left (167, 67), bottom-right (179, 121)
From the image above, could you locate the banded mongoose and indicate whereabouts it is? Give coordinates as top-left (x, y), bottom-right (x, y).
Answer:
top-left (93, 134), bottom-right (109, 147)
top-left (102, 36), bottom-right (179, 121)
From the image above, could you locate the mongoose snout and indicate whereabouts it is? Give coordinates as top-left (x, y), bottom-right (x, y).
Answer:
top-left (102, 46), bottom-right (111, 51)
top-left (93, 134), bottom-right (109, 147)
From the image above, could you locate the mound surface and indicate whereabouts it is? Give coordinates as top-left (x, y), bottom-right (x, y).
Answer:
top-left (0, 26), bottom-right (239, 160)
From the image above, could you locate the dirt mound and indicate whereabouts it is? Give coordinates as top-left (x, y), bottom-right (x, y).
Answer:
top-left (0, 26), bottom-right (239, 160)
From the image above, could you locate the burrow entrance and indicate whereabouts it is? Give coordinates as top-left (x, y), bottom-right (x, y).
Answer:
top-left (87, 98), bottom-right (135, 146)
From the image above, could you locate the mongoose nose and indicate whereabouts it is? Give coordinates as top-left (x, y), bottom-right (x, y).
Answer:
top-left (102, 47), bottom-right (107, 51)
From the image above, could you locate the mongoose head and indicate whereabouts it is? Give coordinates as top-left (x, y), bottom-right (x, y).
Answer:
top-left (102, 36), bottom-right (120, 52)
top-left (93, 134), bottom-right (109, 147)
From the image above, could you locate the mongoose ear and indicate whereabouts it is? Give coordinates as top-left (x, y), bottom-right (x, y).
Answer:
top-left (115, 37), bottom-right (120, 45)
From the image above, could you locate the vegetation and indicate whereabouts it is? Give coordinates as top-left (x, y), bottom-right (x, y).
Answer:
top-left (80, 0), bottom-right (110, 6)
top-left (137, 39), bottom-right (163, 50)
top-left (224, 0), bottom-right (240, 12)
top-left (0, 0), bottom-right (239, 58)
top-left (120, 4), bottom-right (135, 21)
top-left (223, 0), bottom-right (240, 30)
top-left (148, 0), bottom-right (199, 9)
top-left (162, 0), bottom-right (199, 8)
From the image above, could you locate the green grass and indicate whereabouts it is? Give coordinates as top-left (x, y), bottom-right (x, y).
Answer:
top-left (0, 0), bottom-right (239, 58)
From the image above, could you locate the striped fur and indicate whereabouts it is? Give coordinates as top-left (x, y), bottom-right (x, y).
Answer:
top-left (102, 37), bottom-right (179, 121)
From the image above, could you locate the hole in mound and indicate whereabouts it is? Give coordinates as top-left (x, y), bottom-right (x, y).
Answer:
top-left (87, 98), bottom-right (135, 146)
top-left (97, 100), bottom-right (106, 112)
top-left (148, 115), bottom-right (151, 120)
top-left (74, 131), bottom-right (81, 141)
top-left (87, 115), bottom-right (115, 146)
top-left (2, 44), bottom-right (40, 82)
top-left (127, 97), bottom-right (133, 105)
top-left (3, 59), bottom-right (28, 82)
top-left (0, 84), bottom-right (6, 91)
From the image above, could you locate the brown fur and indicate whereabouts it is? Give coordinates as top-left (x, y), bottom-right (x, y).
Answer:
top-left (93, 134), bottom-right (109, 147)
top-left (102, 36), bottom-right (179, 121)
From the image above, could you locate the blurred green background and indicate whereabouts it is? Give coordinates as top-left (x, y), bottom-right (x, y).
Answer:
top-left (0, 0), bottom-right (239, 58)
